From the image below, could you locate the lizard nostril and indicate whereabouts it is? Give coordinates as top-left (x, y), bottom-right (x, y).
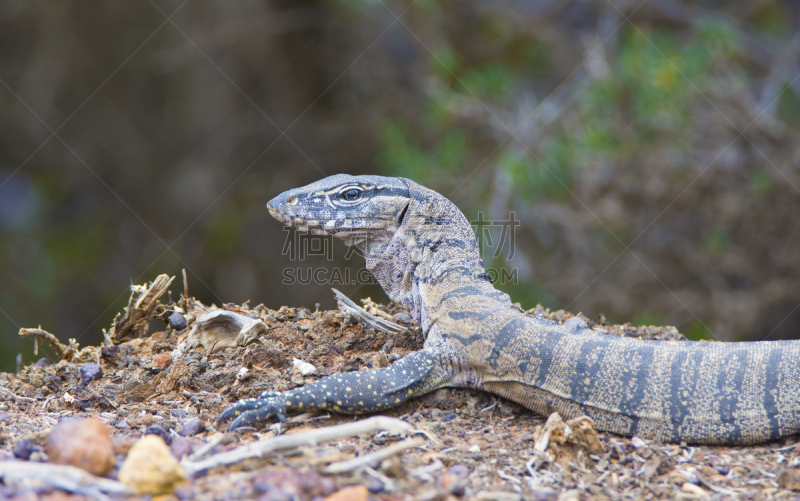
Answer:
top-left (287, 197), bottom-right (298, 205)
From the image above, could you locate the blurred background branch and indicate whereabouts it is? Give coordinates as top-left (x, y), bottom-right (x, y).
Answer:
top-left (1, 0), bottom-right (800, 371)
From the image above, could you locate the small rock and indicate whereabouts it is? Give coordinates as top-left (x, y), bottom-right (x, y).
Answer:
top-left (292, 358), bottom-right (316, 376)
top-left (324, 485), bottom-right (368, 501)
top-left (390, 311), bottom-right (413, 328)
top-left (441, 464), bottom-right (468, 495)
top-left (566, 415), bottom-right (605, 455)
top-left (630, 436), bottom-right (647, 449)
top-left (467, 445), bottom-right (481, 453)
top-left (172, 409), bottom-right (189, 418)
top-left (185, 310), bottom-right (265, 352)
top-left (168, 312), bottom-right (188, 330)
top-left (46, 417), bottom-right (115, 476)
top-left (115, 419), bottom-right (128, 429)
top-left (152, 353), bottom-right (173, 369)
top-left (34, 358), bottom-right (51, 367)
top-left (443, 413), bottom-right (457, 422)
top-left (12, 439), bottom-right (39, 460)
top-left (178, 418), bottom-right (206, 437)
top-left (365, 477), bottom-right (384, 493)
top-left (0, 412), bottom-right (10, 422)
top-left (563, 317), bottom-right (588, 332)
top-left (118, 435), bottom-right (187, 495)
top-left (680, 482), bottom-right (707, 497)
top-left (146, 424), bottom-right (172, 445)
top-left (79, 363), bottom-right (102, 384)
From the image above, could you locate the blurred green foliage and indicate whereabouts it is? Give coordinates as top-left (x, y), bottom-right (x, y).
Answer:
top-left (376, 3), bottom-right (800, 342)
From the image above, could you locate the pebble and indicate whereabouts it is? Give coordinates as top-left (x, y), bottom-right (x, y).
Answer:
top-left (12, 439), bottom-right (39, 460)
top-left (46, 417), bottom-right (115, 476)
top-left (152, 353), bottom-right (173, 369)
top-left (563, 317), bottom-right (588, 332)
top-left (292, 358), bottom-right (316, 376)
top-left (0, 412), bottom-right (10, 422)
top-left (171, 409), bottom-right (188, 418)
top-left (366, 477), bottom-right (384, 493)
top-left (680, 482), bottom-right (707, 497)
top-left (79, 363), bottom-right (103, 384)
top-left (630, 436), bottom-right (647, 449)
top-left (118, 435), bottom-right (187, 495)
top-left (390, 311), bottom-right (413, 327)
top-left (178, 418), bottom-right (206, 437)
top-left (168, 312), bottom-right (188, 330)
top-left (468, 445), bottom-right (481, 453)
top-left (324, 485), bottom-right (368, 501)
top-left (34, 358), bottom-right (51, 367)
top-left (146, 424), bottom-right (172, 445)
top-left (441, 464), bottom-right (468, 495)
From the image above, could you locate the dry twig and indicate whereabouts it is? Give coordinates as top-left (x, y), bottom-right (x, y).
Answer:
top-left (322, 437), bottom-right (426, 473)
top-left (0, 386), bottom-right (37, 404)
top-left (181, 416), bottom-right (412, 475)
top-left (107, 274), bottom-right (175, 344)
top-left (18, 328), bottom-right (78, 361)
top-left (0, 461), bottom-right (133, 500)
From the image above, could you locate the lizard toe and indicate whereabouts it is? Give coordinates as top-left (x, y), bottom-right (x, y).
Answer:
top-left (217, 397), bottom-right (262, 425)
top-left (226, 397), bottom-right (287, 431)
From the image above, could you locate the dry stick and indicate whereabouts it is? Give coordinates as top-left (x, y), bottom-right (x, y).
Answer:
top-left (181, 416), bottom-right (412, 475)
top-left (110, 273), bottom-right (174, 343)
top-left (18, 327), bottom-right (74, 361)
top-left (695, 472), bottom-right (740, 497)
top-left (332, 288), bottom-right (409, 336)
top-left (0, 386), bottom-right (37, 404)
top-left (0, 461), bottom-right (133, 500)
top-left (323, 437), bottom-right (426, 474)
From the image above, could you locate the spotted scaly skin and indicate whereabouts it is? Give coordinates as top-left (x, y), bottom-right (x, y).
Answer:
top-left (218, 174), bottom-right (800, 444)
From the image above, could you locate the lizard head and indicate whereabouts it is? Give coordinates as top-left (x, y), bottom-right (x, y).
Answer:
top-left (267, 174), bottom-right (411, 241)
top-left (268, 174), bottom-right (492, 326)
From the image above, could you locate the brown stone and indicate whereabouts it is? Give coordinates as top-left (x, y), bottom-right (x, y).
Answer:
top-left (324, 485), bottom-right (368, 501)
top-left (46, 417), bottom-right (115, 476)
top-left (152, 353), bottom-right (172, 369)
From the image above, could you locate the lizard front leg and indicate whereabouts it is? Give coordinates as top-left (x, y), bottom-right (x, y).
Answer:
top-left (217, 350), bottom-right (448, 431)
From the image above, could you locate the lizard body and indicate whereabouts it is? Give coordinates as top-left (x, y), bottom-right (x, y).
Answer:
top-left (218, 174), bottom-right (800, 444)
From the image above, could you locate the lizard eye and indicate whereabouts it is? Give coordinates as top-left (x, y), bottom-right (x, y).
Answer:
top-left (342, 188), bottom-right (361, 201)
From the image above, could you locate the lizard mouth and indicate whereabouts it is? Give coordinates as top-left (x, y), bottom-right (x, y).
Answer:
top-left (267, 204), bottom-right (332, 235)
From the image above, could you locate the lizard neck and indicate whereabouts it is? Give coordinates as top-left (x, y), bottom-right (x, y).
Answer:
top-left (355, 179), bottom-right (510, 329)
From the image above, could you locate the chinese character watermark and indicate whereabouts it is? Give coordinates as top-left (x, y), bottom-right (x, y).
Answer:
top-left (278, 212), bottom-right (521, 286)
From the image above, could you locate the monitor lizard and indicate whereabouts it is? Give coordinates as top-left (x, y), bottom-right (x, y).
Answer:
top-left (218, 174), bottom-right (800, 445)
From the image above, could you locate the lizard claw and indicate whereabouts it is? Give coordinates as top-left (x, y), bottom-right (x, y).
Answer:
top-left (218, 395), bottom-right (288, 431)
